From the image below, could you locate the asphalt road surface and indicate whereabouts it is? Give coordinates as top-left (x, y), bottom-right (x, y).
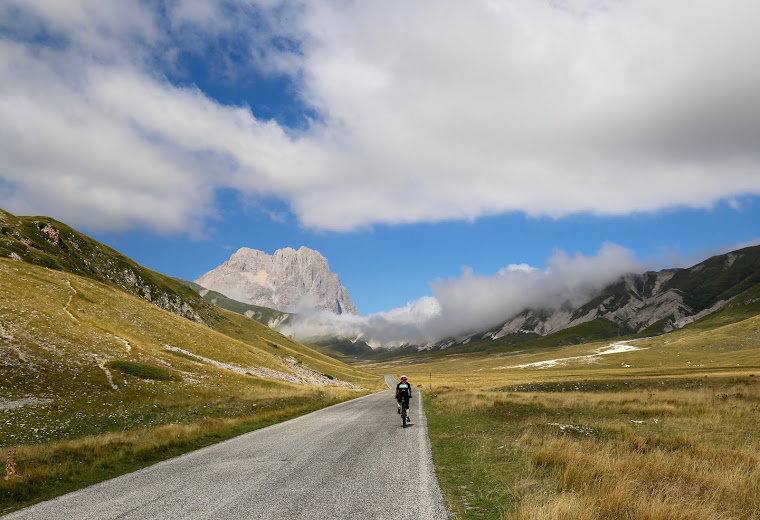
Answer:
top-left (6, 376), bottom-right (449, 519)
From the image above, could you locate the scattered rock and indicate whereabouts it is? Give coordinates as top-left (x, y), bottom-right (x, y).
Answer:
top-left (41, 224), bottom-right (63, 247)
top-left (0, 398), bottom-right (54, 411)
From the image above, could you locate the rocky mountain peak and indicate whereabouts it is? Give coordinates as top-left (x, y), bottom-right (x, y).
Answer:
top-left (196, 246), bottom-right (359, 315)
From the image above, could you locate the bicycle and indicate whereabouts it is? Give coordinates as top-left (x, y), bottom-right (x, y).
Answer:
top-left (400, 400), bottom-right (409, 428)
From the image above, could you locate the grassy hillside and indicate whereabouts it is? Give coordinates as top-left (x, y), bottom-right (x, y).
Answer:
top-left (680, 280), bottom-right (760, 331)
top-left (0, 258), bottom-right (380, 513)
top-left (669, 244), bottom-right (760, 311)
top-left (361, 308), bottom-right (760, 519)
top-left (0, 208), bottom-right (221, 325)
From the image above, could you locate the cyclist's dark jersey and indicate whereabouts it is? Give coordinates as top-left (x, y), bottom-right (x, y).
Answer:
top-left (396, 381), bottom-right (412, 404)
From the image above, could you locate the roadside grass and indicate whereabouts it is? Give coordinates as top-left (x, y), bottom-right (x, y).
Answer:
top-left (424, 375), bottom-right (760, 519)
top-left (365, 313), bottom-right (760, 519)
top-left (1, 391), bottom-right (349, 514)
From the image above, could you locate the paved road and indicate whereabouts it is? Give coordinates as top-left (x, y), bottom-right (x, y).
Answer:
top-left (5, 376), bottom-right (448, 519)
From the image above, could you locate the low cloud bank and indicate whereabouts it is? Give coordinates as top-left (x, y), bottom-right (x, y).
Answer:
top-left (279, 244), bottom-right (643, 348)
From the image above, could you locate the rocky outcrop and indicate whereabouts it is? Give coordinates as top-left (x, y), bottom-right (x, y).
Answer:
top-left (484, 246), bottom-right (760, 344)
top-left (490, 270), bottom-right (692, 340)
top-left (196, 247), bottom-right (359, 315)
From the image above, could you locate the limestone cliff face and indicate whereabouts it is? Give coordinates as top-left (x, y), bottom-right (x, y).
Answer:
top-left (195, 247), bottom-right (359, 315)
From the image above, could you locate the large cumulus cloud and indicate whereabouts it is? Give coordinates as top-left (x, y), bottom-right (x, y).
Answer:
top-left (1, 0), bottom-right (760, 234)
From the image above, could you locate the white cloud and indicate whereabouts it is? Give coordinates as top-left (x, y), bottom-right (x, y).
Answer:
top-left (1, 1), bottom-right (760, 233)
top-left (283, 0), bottom-right (760, 229)
top-left (0, 42), bottom-right (213, 234)
top-left (280, 243), bottom-right (643, 347)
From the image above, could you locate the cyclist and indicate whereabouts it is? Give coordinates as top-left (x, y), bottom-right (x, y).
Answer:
top-left (396, 375), bottom-right (412, 422)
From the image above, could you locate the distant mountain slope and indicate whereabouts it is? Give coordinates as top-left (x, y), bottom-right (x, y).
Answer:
top-left (456, 244), bottom-right (760, 354)
top-left (196, 246), bottom-right (359, 315)
top-left (180, 280), bottom-right (291, 329)
top-left (510, 246), bottom-right (758, 334)
top-left (316, 245), bottom-right (760, 361)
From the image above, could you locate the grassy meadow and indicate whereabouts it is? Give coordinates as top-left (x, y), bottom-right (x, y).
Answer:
top-left (365, 312), bottom-right (760, 519)
top-left (0, 259), bottom-right (382, 514)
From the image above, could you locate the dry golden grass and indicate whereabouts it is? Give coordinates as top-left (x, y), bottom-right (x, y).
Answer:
top-left (522, 434), bottom-right (759, 520)
top-left (421, 379), bottom-right (760, 519)
top-left (363, 315), bottom-right (760, 519)
top-left (0, 389), bottom-right (352, 513)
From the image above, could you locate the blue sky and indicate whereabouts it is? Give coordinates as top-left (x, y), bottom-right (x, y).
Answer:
top-left (92, 198), bottom-right (760, 316)
top-left (1, 1), bottom-right (759, 331)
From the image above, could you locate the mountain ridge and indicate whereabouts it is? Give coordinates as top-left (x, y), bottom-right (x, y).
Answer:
top-left (195, 246), bottom-right (359, 315)
top-left (446, 244), bottom-right (760, 353)
top-left (4, 206), bottom-right (757, 364)
top-left (178, 279), bottom-right (292, 330)
top-left (308, 244), bottom-right (760, 360)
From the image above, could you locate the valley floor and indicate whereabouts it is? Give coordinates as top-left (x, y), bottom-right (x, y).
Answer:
top-left (368, 315), bottom-right (760, 519)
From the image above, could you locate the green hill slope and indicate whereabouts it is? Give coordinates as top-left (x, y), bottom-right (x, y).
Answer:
top-left (669, 245), bottom-right (760, 311)
top-left (1, 258), bottom-right (376, 444)
top-left (0, 208), bottom-right (216, 325)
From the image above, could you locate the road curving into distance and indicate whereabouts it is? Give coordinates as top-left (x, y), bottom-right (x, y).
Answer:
top-left (5, 376), bottom-right (449, 519)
